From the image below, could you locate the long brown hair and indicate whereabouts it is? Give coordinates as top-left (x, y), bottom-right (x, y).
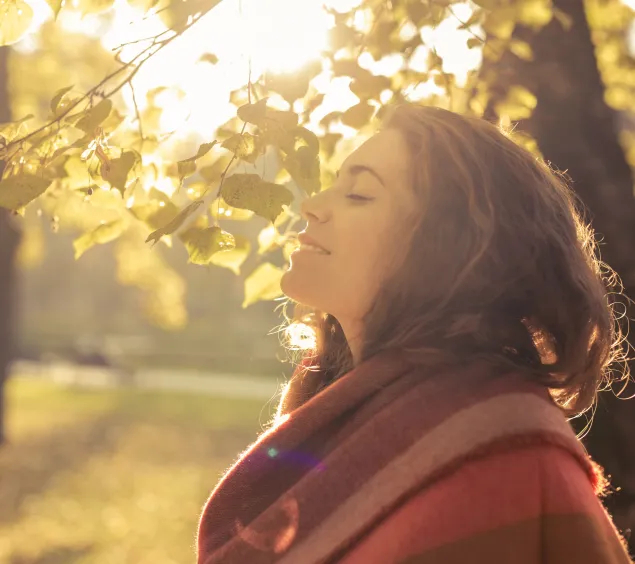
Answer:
top-left (273, 103), bottom-right (630, 425)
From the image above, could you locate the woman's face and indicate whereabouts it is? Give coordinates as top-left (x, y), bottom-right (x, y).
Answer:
top-left (281, 128), bottom-right (416, 330)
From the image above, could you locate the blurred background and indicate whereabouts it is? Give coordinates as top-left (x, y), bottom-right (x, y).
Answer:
top-left (2, 0), bottom-right (635, 562)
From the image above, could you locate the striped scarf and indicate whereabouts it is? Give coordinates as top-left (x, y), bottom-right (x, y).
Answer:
top-left (197, 349), bottom-right (630, 563)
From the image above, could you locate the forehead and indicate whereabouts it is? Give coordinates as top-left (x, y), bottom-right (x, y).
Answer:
top-left (342, 129), bottom-right (411, 185)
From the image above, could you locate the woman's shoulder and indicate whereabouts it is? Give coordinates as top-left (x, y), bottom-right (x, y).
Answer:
top-left (340, 444), bottom-right (633, 564)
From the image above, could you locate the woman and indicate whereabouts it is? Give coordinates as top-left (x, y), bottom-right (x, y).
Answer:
top-left (196, 104), bottom-right (634, 563)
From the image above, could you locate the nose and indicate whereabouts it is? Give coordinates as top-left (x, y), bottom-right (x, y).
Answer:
top-left (300, 193), bottom-right (329, 223)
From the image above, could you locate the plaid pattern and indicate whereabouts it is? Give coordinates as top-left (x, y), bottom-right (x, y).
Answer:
top-left (197, 350), bottom-right (633, 564)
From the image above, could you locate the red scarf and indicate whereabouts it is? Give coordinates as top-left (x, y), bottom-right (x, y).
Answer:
top-left (197, 349), bottom-right (605, 563)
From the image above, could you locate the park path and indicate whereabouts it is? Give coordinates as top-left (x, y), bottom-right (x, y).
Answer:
top-left (9, 359), bottom-right (283, 401)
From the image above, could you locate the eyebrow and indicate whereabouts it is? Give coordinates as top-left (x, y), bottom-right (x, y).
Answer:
top-left (336, 164), bottom-right (386, 188)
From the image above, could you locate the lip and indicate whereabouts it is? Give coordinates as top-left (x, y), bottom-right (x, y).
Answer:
top-left (297, 233), bottom-right (330, 254)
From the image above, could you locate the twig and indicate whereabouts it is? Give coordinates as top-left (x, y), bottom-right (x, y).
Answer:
top-left (129, 81), bottom-right (144, 141)
top-left (447, 6), bottom-right (487, 46)
top-left (7, 4), bottom-right (217, 152)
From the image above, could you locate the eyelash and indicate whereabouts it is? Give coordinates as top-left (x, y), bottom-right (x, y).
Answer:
top-left (346, 194), bottom-right (372, 201)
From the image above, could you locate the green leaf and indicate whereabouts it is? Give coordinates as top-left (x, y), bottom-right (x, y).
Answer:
top-left (101, 150), bottom-right (137, 196)
top-left (427, 50), bottom-right (444, 71)
top-left (73, 219), bottom-right (126, 259)
top-left (209, 234), bottom-right (251, 275)
top-left (238, 99), bottom-right (268, 127)
top-left (494, 86), bottom-right (537, 120)
top-left (320, 132), bottom-right (342, 159)
top-left (349, 73), bottom-right (391, 101)
top-left (0, 174), bottom-right (52, 210)
top-left (75, 99), bottom-right (113, 134)
top-left (264, 60), bottom-right (322, 104)
top-left (0, 113), bottom-right (34, 144)
top-left (199, 53), bottom-right (219, 65)
top-left (221, 133), bottom-right (260, 164)
top-left (257, 224), bottom-right (278, 255)
top-left (199, 156), bottom-right (232, 184)
top-left (293, 127), bottom-right (320, 155)
top-left (45, 0), bottom-right (64, 17)
top-left (510, 39), bottom-right (534, 61)
top-left (51, 85), bottom-right (75, 116)
top-left (242, 262), bottom-right (285, 308)
top-left (319, 111), bottom-right (343, 130)
top-left (177, 141), bottom-right (217, 180)
top-left (553, 6), bottom-right (572, 30)
top-left (179, 226), bottom-right (236, 265)
top-left (517, 0), bottom-right (553, 30)
top-left (131, 191), bottom-right (179, 231)
top-left (341, 102), bottom-right (375, 129)
top-left (221, 173), bottom-right (293, 223)
top-left (0, 0), bottom-right (34, 46)
top-left (457, 8), bottom-right (484, 29)
top-left (266, 109), bottom-right (299, 130)
top-left (472, 0), bottom-right (503, 9)
top-left (482, 7), bottom-right (516, 39)
top-left (284, 145), bottom-right (321, 196)
top-left (73, 0), bottom-right (115, 15)
top-left (146, 200), bottom-right (204, 244)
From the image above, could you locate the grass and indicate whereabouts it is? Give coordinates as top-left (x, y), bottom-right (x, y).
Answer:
top-left (0, 378), bottom-right (276, 564)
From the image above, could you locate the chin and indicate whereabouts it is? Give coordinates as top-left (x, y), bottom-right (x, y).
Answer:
top-left (280, 269), bottom-right (323, 311)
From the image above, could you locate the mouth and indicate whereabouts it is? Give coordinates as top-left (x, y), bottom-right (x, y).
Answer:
top-left (296, 233), bottom-right (331, 255)
top-left (293, 243), bottom-right (330, 256)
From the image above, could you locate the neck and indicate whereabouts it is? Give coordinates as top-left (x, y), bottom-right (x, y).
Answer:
top-left (337, 317), bottom-right (364, 367)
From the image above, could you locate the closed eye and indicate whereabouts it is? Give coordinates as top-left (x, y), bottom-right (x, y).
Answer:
top-left (346, 193), bottom-right (373, 201)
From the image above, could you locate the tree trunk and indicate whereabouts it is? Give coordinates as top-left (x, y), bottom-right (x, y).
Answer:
top-left (0, 46), bottom-right (20, 446)
top-left (481, 0), bottom-right (635, 550)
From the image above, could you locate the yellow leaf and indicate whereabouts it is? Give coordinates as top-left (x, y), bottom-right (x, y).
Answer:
top-left (75, 99), bottom-right (113, 134)
top-left (210, 234), bottom-right (251, 275)
top-left (0, 174), bottom-right (52, 210)
top-left (257, 224), bottom-right (279, 255)
top-left (199, 53), bottom-right (219, 65)
top-left (553, 6), bottom-right (572, 30)
top-left (242, 262), bottom-right (285, 308)
top-left (131, 193), bottom-right (179, 231)
top-left (0, 114), bottom-right (34, 144)
top-left (221, 133), bottom-right (260, 164)
top-left (510, 40), bottom-right (534, 61)
top-left (284, 146), bottom-right (321, 196)
top-left (45, 0), bottom-right (63, 17)
top-left (50, 85), bottom-right (75, 116)
top-left (0, 0), bottom-right (34, 47)
top-left (199, 156), bottom-right (232, 185)
top-left (177, 141), bottom-right (217, 180)
top-left (210, 198), bottom-right (254, 221)
top-left (341, 102), bottom-right (375, 129)
top-left (73, 219), bottom-right (127, 259)
top-left (320, 133), bottom-right (342, 160)
top-left (494, 86), bottom-right (537, 121)
top-left (238, 99), bottom-right (268, 127)
top-left (349, 73), bottom-right (391, 101)
top-left (265, 60), bottom-right (322, 103)
top-left (101, 150), bottom-right (137, 195)
top-left (179, 226), bottom-right (236, 265)
top-left (73, 0), bottom-right (115, 15)
top-left (517, 0), bottom-right (553, 30)
top-left (482, 7), bottom-right (516, 39)
top-left (221, 173), bottom-right (293, 223)
top-left (146, 200), bottom-right (204, 245)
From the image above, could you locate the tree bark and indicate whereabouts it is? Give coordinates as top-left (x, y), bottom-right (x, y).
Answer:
top-left (481, 0), bottom-right (635, 549)
top-left (0, 46), bottom-right (20, 446)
